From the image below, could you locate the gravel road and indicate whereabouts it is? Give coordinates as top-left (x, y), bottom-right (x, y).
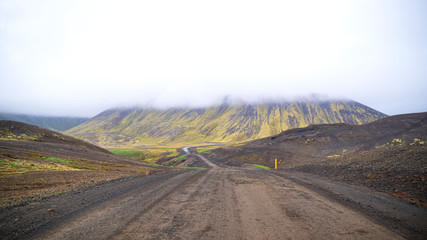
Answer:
top-left (1, 160), bottom-right (425, 239)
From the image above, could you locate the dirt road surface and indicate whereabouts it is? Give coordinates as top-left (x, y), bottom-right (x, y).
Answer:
top-left (194, 153), bottom-right (219, 168)
top-left (1, 158), bottom-right (426, 239)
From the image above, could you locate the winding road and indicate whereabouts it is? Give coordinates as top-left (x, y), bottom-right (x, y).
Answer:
top-left (1, 152), bottom-right (425, 239)
top-left (183, 145), bottom-right (222, 168)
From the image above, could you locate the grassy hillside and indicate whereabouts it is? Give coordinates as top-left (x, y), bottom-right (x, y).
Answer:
top-left (0, 113), bottom-right (87, 132)
top-left (66, 100), bottom-right (386, 147)
top-left (0, 120), bottom-right (171, 207)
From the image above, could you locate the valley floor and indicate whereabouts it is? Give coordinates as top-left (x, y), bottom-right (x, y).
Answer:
top-left (1, 155), bottom-right (425, 239)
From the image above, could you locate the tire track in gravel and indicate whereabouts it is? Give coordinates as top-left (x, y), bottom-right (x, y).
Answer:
top-left (0, 171), bottom-right (191, 240)
top-left (105, 168), bottom-right (402, 240)
top-left (111, 168), bottom-right (244, 240)
top-left (30, 170), bottom-right (207, 240)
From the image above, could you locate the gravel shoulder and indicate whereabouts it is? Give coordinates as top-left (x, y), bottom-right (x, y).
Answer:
top-left (272, 170), bottom-right (427, 238)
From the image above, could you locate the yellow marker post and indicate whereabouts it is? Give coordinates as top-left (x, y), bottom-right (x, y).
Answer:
top-left (275, 159), bottom-right (277, 169)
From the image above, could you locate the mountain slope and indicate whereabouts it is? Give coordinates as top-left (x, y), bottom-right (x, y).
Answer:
top-left (0, 113), bottom-right (87, 132)
top-left (208, 111), bottom-right (426, 168)
top-left (0, 120), bottom-right (109, 153)
top-left (205, 112), bottom-right (427, 205)
top-left (0, 120), bottom-right (169, 207)
top-left (66, 100), bottom-right (386, 147)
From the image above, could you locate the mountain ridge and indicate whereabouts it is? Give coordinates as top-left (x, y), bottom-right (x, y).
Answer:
top-left (0, 113), bottom-right (88, 132)
top-left (66, 100), bottom-right (386, 147)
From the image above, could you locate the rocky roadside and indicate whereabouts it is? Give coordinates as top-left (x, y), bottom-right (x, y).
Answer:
top-left (292, 145), bottom-right (426, 206)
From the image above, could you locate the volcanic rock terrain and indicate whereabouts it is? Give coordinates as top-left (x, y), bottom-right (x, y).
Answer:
top-left (207, 112), bottom-right (427, 205)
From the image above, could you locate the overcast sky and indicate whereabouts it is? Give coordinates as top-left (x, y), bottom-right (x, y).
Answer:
top-left (0, 0), bottom-right (426, 117)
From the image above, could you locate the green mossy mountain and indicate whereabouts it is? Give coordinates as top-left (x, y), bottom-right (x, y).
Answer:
top-left (0, 113), bottom-right (88, 132)
top-left (66, 100), bottom-right (386, 147)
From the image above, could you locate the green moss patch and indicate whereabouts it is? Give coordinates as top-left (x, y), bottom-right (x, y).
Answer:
top-left (253, 164), bottom-right (270, 170)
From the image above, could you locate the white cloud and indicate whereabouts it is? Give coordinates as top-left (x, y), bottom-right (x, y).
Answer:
top-left (0, 0), bottom-right (426, 116)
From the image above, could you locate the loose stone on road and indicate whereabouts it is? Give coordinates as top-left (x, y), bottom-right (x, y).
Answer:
top-left (33, 168), bottom-right (402, 240)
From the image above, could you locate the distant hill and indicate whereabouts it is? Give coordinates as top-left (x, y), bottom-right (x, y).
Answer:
top-left (0, 120), bottom-right (109, 154)
top-left (208, 111), bottom-right (426, 168)
top-left (206, 112), bottom-right (427, 204)
top-left (0, 121), bottom-right (168, 208)
top-left (0, 113), bottom-right (87, 132)
top-left (66, 100), bottom-right (386, 147)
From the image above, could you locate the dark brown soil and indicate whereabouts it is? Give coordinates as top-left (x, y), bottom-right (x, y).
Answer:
top-left (0, 121), bottom-right (172, 208)
top-left (291, 145), bottom-right (427, 206)
top-left (0, 120), bottom-right (109, 153)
